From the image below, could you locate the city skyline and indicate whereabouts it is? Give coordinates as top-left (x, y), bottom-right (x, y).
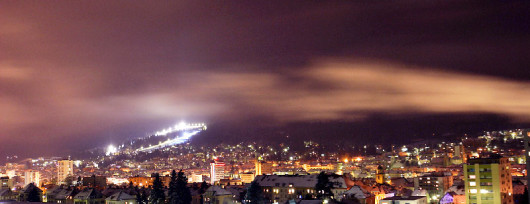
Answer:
top-left (1, 1), bottom-right (530, 157)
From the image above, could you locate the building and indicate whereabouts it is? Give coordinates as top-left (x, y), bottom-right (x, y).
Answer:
top-left (82, 175), bottom-right (107, 190)
top-left (189, 174), bottom-right (203, 183)
top-left (203, 185), bottom-right (236, 204)
top-left (105, 191), bottom-right (136, 204)
top-left (255, 161), bottom-right (273, 176)
top-left (18, 183), bottom-right (43, 202)
top-left (73, 188), bottom-right (105, 204)
top-left (24, 171), bottom-right (40, 187)
top-left (440, 192), bottom-right (465, 204)
top-left (0, 189), bottom-right (17, 201)
top-left (254, 174), bottom-right (348, 204)
top-left (54, 188), bottom-right (77, 204)
top-left (342, 185), bottom-right (368, 203)
top-left (0, 177), bottom-right (13, 190)
top-left (128, 175), bottom-right (171, 187)
top-left (413, 173), bottom-right (453, 203)
top-left (523, 129), bottom-right (530, 200)
top-left (376, 165), bottom-right (385, 184)
top-left (210, 161), bottom-right (225, 184)
top-left (240, 173), bottom-right (255, 184)
top-left (380, 196), bottom-right (427, 204)
top-left (464, 157), bottom-right (513, 204)
top-left (58, 160), bottom-right (74, 185)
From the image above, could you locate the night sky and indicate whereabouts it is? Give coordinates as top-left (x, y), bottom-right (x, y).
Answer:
top-left (1, 1), bottom-right (530, 157)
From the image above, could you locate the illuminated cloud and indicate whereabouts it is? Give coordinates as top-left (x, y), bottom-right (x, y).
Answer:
top-left (0, 1), bottom-right (529, 156)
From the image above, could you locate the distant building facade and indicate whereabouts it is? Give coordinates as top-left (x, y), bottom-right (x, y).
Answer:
top-left (464, 157), bottom-right (513, 204)
top-left (58, 160), bottom-right (74, 184)
top-left (254, 174), bottom-right (348, 204)
top-left (24, 171), bottom-right (40, 187)
top-left (210, 161), bottom-right (225, 184)
top-left (413, 173), bottom-right (453, 203)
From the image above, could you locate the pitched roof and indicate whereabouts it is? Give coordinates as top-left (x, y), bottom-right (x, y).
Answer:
top-left (382, 196), bottom-right (426, 201)
top-left (106, 191), bottom-right (136, 201)
top-left (205, 185), bottom-right (232, 196)
top-left (343, 185), bottom-right (367, 199)
top-left (254, 175), bottom-right (347, 189)
top-left (74, 188), bottom-right (103, 200)
top-left (55, 189), bottom-right (75, 200)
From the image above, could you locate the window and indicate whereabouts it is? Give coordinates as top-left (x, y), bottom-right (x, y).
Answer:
top-left (480, 189), bottom-right (493, 194)
top-left (470, 189), bottom-right (477, 193)
top-left (469, 175), bottom-right (476, 179)
top-left (469, 182), bottom-right (476, 186)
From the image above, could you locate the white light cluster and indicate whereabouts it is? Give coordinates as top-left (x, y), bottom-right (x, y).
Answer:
top-left (106, 145), bottom-right (117, 156)
top-left (154, 121), bottom-right (207, 136)
top-left (138, 130), bottom-right (202, 152)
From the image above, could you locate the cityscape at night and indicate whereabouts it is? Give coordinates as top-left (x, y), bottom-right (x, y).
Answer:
top-left (1, 1), bottom-right (530, 204)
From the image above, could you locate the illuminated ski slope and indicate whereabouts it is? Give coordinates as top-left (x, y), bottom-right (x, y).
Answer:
top-left (137, 121), bottom-right (207, 152)
top-left (106, 121), bottom-right (207, 155)
top-left (137, 130), bottom-right (202, 152)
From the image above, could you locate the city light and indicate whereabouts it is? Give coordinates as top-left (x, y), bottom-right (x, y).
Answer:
top-left (106, 144), bottom-right (117, 156)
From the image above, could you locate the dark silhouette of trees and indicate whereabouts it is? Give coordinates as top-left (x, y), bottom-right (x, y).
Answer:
top-left (168, 170), bottom-right (191, 204)
top-left (244, 180), bottom-right (264, 204)
top-left (149, 173), bottom-right (166, 204)
top-left (136, 189), bottom-right (148, 204)
top-left (315, 172), bottom-right (333, 199)
top-left (199, 181), bottom-right (208, 204)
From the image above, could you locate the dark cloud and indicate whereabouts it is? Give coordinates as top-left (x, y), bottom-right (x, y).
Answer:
top-left (1, 0), bottom-right (529, 157)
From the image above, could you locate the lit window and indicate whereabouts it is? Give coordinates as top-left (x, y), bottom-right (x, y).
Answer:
top-left (469, 175), bottom-right (476, 179)
top-left (469, 182), bottom-right (476, 186)
top-left (470, 189), bottom-right (477, 193)
top-left (480, 189), bottom-right (491, 194)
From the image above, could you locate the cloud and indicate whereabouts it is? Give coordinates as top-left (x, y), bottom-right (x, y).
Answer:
top-left (1, 1), bottom-right (529, 156)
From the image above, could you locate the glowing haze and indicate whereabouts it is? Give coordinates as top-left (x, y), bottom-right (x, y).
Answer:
top-left (1, 1), bottom-right (529, 157)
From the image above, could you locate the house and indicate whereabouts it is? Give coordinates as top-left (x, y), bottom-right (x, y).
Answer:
top-left (439, 192), bottom-right (465, 204)
top-left (0, 188), bottom-right (17, 201)
top-left (254, 174), bottom-right (348, 204)
top-left (73, 188), bottom-right (105, 204)
top-left (203, 185), bottom-right (237, 204)
top-left (342, 185), bottom-right (368, 204)
top-left (380, 196), bottom-right (427, 204)
top-left (46, 185), bottom-right (64, 202)
top-left (18, 183), bottom-right (43, 202)
top-left (105, 191), bottom-right (136, 204)
top-left (55, 189), bottom-right (77, 204)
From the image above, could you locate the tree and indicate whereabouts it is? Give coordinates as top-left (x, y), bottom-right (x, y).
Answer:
top-left (199, 181), bottom-right (208, 204)
top-left (64, 176), bottom-right (74, 186)
top-left (137, 190), bottom-right (148, 204)
top-left (149, 173), bottom-right (166, 204)
top-left (315, 172), bottom-right (333, 199)
top-left (244, 180), bottom-right (263, 204)
top-left (168, 170), bottom-right (191, 204)
top-left (168, 170), bottom-right (178, 204)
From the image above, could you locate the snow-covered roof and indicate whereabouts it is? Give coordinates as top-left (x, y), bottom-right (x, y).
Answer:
top-left (55, 189), bottom-right (75, 200)
top-left (74, 188), bottom-right (103, 200)
top-left (106, 191), bottom-right (136, 201)
top-left (343, 185), bottom-right (367, 199)
top-left (411, 189), bottom-right (427, 197)
top-left (254, 175), bottom-right (347, 189)
top-left (205, 185), bottom-right (232, 196)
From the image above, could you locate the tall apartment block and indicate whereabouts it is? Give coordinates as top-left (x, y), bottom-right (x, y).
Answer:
top-left (464, 157), bottom-right (513, 204)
